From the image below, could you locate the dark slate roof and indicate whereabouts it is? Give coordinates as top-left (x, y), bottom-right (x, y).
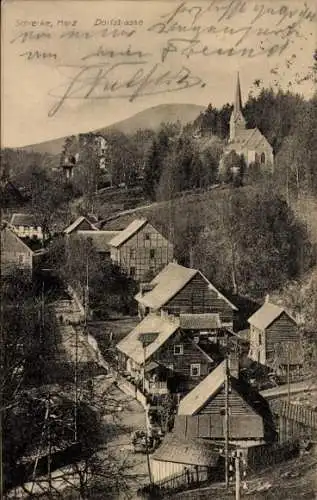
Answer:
top-left (248, 302), bottom-right (296, 330)
top-left (180, 313), bottom-right (221, 330)
top-left (152, 432), bottom-right (219, 466)
top-left (270, 400), bottom-right (317, 429)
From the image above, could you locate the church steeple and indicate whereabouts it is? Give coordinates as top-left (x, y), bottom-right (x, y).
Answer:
top-left (234, 72), bottom-right (243, 115)
top-left (229, 72), bottom-right (246, 142)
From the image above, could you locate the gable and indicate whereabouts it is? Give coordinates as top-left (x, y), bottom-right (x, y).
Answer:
top-left (266, 311), bottom-right (299, 348)
top-left (165, 273), bottom-right (235, 321)
top-left (1, 229), bottom-right (32, 255)
top-left (76, 219), bottom-right (96, 231)
top-left (199, 386), bottom-right (257, 417)
top-left (120, 221), bottom-right (169, 248)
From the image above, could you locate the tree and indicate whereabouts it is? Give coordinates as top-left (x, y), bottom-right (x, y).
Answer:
top-left (220, 150), bottom-right (245, 186)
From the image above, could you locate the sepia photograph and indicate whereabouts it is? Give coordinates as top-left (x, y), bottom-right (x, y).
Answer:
top-left (1, 0), bottom-right (317, 498)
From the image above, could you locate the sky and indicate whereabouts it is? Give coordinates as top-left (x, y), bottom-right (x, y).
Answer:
top-left (2, 0), bottom-right (316, 147)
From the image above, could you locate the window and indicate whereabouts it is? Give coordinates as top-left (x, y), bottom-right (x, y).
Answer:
top-left (150, 249), bottom-right (155, 259)
top-left (260, 152), bottom-right (266, 164)
top-left (130, 266), bottom-right (136, 277)
top-left (190, 363), bottom-right (201, 377)
top-left (173, 344), bottom-right (183, 355)
top-left (145, 233), bottom-right (150, 241)
top-left (259, 333), bottom-right (262, 346)
top-left (18, 254), bottom-right (24, 264)
top-left (130, 249), bottom-right (135, 258)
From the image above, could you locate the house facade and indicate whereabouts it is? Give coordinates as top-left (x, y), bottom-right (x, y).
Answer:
top-left (116, 314), bottom-right (215, 395)
top-left (248, 302), bottom-right (303, 377)
top-left (1, 227), bottom-right (43, 279)
top-left (135, 262), bottom-right (237, 329)
top-left (9, 213), bottom-right (43, 240)
top-left (109, 219), bottom-right (174, 281)
top-left (176, 361), bottom-right (276, 447)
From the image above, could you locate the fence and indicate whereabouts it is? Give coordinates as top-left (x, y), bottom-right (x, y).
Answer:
top-left (247, 440), bottom-right (300, 471)
top-left (138, 467), bottom-right (210, 498)
top-left (118, 377), bottom-right (149, 410)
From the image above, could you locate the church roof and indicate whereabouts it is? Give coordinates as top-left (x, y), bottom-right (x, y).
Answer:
top-left (229, 127), bottom-right (272, 150)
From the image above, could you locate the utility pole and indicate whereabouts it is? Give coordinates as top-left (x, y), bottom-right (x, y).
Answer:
top-left (287, 344), bottom-right (291, 404)
top-left (224, 331), bottom-right (230, 488)
top-left (235, 453), bottom-right (241, 500)
top-left (74, 324), bottom-right (78, 442)
top-left (84, 254), bottom-right (89, 331)
top-left (0, 206), bottom-right (4, 500)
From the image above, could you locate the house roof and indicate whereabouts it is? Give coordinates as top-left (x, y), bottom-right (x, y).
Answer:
top-left (151, 433), bottom-right (219, 466)
top-left (178, 360), bottom-right (270, 419)
top-left (269, 401), bottom-right (317, 429)
top-left (229, 127), bottom-right (271, 150)
top-left (64, 216), bottom-right (99, 234)
top-left (178, 361), bottom-right (226, 415)
top-left (1, 227), bottom-right (34, 254)
top-left (77, 230), bottom-right (120, 252)
top-left (10, 213), bottom-right (39, 227)
top-left (116, 314), bottom-right (180, 365)
top-left (180, 313), bottom-right (221, 330)
top-left (135, 263), bottom-right (197, 309)
top-left (109, 218), bottom-right (148, 248)
top-left (135, 263), bottom-right (237, 311)
top-left (248, 302), bottom-right (296, 330)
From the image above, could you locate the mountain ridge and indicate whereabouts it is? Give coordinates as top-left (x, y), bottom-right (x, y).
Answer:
top-left (16, 103), bottom-right (204, 155)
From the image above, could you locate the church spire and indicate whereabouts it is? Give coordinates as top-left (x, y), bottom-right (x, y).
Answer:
top-left (234, 72), bottom-right (243, 114)
top-left (229, 72), bottom-right (246, 142)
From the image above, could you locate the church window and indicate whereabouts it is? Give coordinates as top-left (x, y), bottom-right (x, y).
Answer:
top-left (260, 152), bottom-right (266, 164)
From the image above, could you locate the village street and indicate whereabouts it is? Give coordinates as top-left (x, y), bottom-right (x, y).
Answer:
top-left (52, 293), bottom-right (150, 496)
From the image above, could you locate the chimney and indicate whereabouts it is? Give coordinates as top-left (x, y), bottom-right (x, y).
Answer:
top-left (228, 351), bottom-right (239, 378)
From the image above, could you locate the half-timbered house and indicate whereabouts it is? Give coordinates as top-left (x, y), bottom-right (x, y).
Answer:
top-left (109, 218), bottom-right (174, 281)
top-left (135, 262), bottom-right (237, 329)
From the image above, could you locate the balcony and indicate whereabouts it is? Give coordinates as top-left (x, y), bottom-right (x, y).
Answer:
top-left (144, 379), bottom-right (169, 395)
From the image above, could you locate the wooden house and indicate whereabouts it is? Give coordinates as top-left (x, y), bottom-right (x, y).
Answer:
top-left (269, 400), bottom-right (317, 444)
top-left (109, 219), bottom-right (174, 281)
top-left (116, 314), bottom-right (215, 395)
top-left (9, 213), bottom-right (43, 240)
top-left (1, 227), bottom-right (45, 279)
top-left (248, 302), bottom-right (303, 377)
top-left (150, 433), bottom-right (220, 484)
top-left (135, 263), bottom-right (237, 329)
top-left (64, 216), bottom-right (99, 235)
top-left (175, 361), bottom-right (276, 447)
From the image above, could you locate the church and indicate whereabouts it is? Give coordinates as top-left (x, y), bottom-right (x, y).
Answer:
top-left (224, 73), bottom-right (274, 169)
